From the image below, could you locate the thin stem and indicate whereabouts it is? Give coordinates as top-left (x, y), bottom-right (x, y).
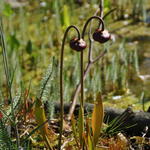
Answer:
top-left (103, 8), bottom-right (117, 20)
top-left (80, 15), bottom-right (104, 111)
top-left (68, 50), bottom-right (106, 120)
top-left (80, 52), bottom-right (84, 107)
top-left (92, 7), bottom-right (117, 20)
top-left (99, 0), bottom-right (104, 18)
top-left (82, 16), bottom-right (104, 39)
top-left (78, 16), bottom-right (104, 148)
top-left (88, 1), bottom-right (104, 62)
top-left (79, 50), bottom-right (84, 149)
top-left (92, 49), bottom-right (107, 63)
top-left (99, 0), bottom-right (104, 28)
top-left (80, 15), bottom-right (104, 106)
top-left (59, 25), bottom-right (80, 150)
top-left (68, 6), bottom-right (116, 121)
top-left (87, 35), bottom-right (93, 63)
top-left (68, 16), bottom-right (106, 121)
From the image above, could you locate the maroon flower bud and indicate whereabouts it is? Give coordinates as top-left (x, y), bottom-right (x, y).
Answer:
top-left (93, 29), bottom-right (111, 43)
top-left (70, 38), bottom-right (87, 52)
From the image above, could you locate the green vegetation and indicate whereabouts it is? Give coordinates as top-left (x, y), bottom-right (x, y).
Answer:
top-left (0, 0), bottom-right (150, 149)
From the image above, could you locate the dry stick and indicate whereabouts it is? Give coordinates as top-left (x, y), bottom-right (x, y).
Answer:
top-left (68, 51), bottom-right (106, 120)
top-left (67, 8), bottom-right (116, 120)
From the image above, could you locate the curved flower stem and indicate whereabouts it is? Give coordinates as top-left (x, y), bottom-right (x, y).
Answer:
top-left (77, 16), bottom-right (105, 148)
top-left (68, 17), bottom-right (106, 121)
top-left (59, 25), bottom-right (80, 150)
top-left (80, 16), bottom-right (105, 106)
top-left (80, 15), bottom-right (105, 106)
top-left (68, 8), bottom-right (116, 121)
top-left (82, 16), bottom-right (104, 39)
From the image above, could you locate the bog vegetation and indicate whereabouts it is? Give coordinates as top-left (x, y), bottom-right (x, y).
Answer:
top-left (0, 0), bottom-right (150, 149)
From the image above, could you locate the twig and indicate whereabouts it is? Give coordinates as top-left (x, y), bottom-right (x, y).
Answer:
top-left (68, 50), bottom-right (106, 120)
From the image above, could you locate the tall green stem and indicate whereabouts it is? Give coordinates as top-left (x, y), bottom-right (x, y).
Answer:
top-left (59, 25), bottom-right (80, 150)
